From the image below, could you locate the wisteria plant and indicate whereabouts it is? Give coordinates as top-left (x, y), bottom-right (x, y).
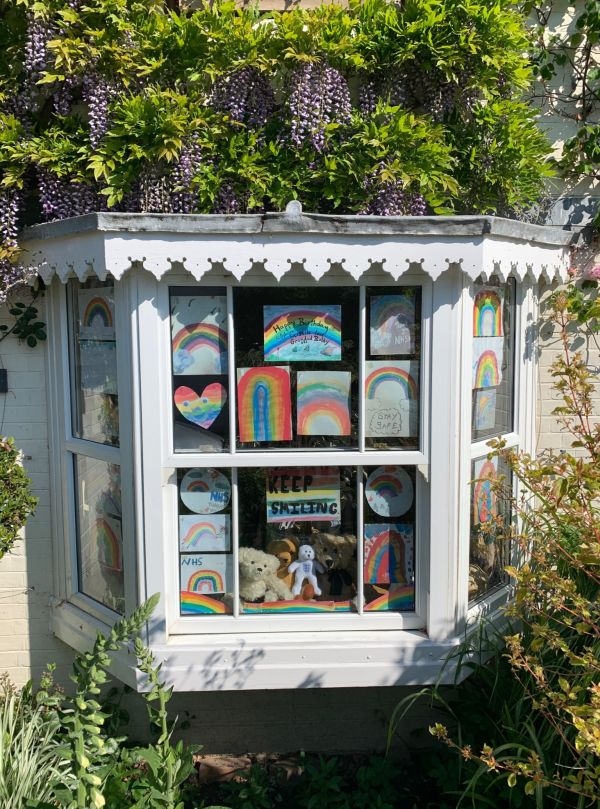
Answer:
top-left (0, 0), bottom-right (554, 298)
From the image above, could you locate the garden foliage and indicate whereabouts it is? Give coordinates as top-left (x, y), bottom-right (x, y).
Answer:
top-left (0, 434), bottom-right (36, 559)
top-left (0, 0), bottom-right (555, 296)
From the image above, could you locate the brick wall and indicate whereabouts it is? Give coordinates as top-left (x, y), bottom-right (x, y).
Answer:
top-left (0, 295), bottom-right (75, 688)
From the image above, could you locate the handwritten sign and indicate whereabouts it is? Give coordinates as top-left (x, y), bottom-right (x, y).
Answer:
top-left (263, 305), bottom-right (342, 362)
top-left (266, 467), bottom-right (340, 524)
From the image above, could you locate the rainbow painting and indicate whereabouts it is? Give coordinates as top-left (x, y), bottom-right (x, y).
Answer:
top-left (365, 466), bottom-right (413, 518)
top-left (179, 514), bottom-right (230, 552)
top-left (472, 338), bottom-right (503, 389)
top-left (237, 366), bottom-right (292, 443)
top-left (370, 294), bottom-right (416, 355)
top-left (297, 371), bottom-right (351, 436)
top-left (174, 383), bottom-right (226, 430)
top-left (181, 553), bottom-right (232, 594)
top-left (180, 468), bottom-right (231, 514)
top-left (365, 361), bottom-right (419, 438)
top-left (364, 585), bottom-right (415, 612)
top-left (180, 591), bottom-right (229, 615)
top-left (474, 388), bottom-right (497, 431)
top-left (266, 467), bottom-right (341, 525)
top-left (96, 516), bottom-right (122, 571)
top-left (472, 457), bottom-right (498, 525)
top-left (78, 289), bottom-right (115, 339)
top-left (263, 305), bottom-right (342, 362)
top-left (171, 295), bottom-right (227, 375)
top-left (364, 524), bottom-right (413, 584)
top-left (473, 289), bottom-right (503, 337)
top-left (242, 599), bottom-right (353, 614)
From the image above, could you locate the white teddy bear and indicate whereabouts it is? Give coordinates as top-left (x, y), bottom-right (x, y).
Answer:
top-left (289, 544), bottom-right (324, 597)
top-left (238, 546), bottom-right (293, 603)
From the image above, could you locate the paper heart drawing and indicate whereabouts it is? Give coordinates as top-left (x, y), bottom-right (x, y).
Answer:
top-left (174, 383), bottom-right (227, 429)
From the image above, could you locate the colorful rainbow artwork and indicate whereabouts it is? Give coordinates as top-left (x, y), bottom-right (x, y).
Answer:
top-left (296, 371), bottom-right (351, 436)
top-left (266, 467), bottom-right (341, 524)
top-left (472, 337), bottom-right (503, 389)
top-left (474, 388), bottom-right (497, 431)
top-left (172, 323), bottom-right (228, 375)
top-left (179, 514), bottom-right (230, 552)
top-left (364, 585), bottom-right (415, 611)
top-left (473, 290), bottom-right (503, 337)
top-left (242, 599), bottom-right (353, 614)
top-left (180, 468), bottom-right (231, 514)
top-left (96, 516), bottom-right (122, 571)
top-left (237, 366), bottom-right (292, 443)
top-left (186, 569), bottom-right (225, 593)
top-left (263, 306), bottom-right (342, 362)
top-left (472, 458), bottom-right (498, 525)
top-left (78, 289), bottom-right (115, 339)
top-left (363, 524), bottom-right (412, 584)
top-left (365, 466), bottom-right (413, 518)
top-left (180, 591), bottom-right (229, 614)
top-left (181, 554), bottom-right (231, 594)
top-left (174, 383), bottom-right (226, 430)
top-left (370, 294), bottom-right (416, 355)
top-left (365, 362), bottom-right (418, 401)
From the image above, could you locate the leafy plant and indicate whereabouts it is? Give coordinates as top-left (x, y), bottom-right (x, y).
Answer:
top-left (0, 434), bottom-right (37, 559)
top-left (296, 755), bottom-right (350, 809)
top-left (219, 764), bottom-right (282, 809)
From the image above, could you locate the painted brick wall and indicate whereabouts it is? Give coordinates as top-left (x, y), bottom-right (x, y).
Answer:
top-left (0, 296), bottom-right (75, 688)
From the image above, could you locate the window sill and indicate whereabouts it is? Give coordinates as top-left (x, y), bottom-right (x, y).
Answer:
top-left (51, 599), bottom-right (504, 692)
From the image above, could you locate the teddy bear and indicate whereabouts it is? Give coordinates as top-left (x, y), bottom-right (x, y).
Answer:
top-left (238, 546), bottom-right (293, 603)
top-left (266, 538), bottom-right (297, 591)
top-left (310, 529), bottom-right (357, 600)
top-left (288, 544), bottom-right (324, 597)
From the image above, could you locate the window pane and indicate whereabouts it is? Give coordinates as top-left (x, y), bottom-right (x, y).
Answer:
top-left (234, 288), bottom-right (359, 450)
top-left (365, 288), bottom-right (421, 451)
top-left (363, 465), bottom-right (416, 611)
top-left (74, 455), bottom-right (124, 613)
top-left (178, 468), bottom-right (233, 615)
top-left (170, 287), bottom-right (229, 453)
top-left (469, 455), bottom-right (512, 602)
top-left (471, 279), bottom-right (515, 441)
top-left (238, 466), bottom-right (358, 613)
top-left (69, 280), bottom-right (119, 446)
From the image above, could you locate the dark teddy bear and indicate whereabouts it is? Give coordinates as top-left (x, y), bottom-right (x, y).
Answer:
top-left (310, 529), bottom-right (357, 600)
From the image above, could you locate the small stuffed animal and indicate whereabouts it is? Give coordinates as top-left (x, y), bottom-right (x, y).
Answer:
top-left (238, 546), bottom-right (293, 603)
top-left (289, 544), bottom-right (324, 597)
top-left (266, 538), bottom-right (298, 591)
top-left (310, 529), bottom-right (357, 599)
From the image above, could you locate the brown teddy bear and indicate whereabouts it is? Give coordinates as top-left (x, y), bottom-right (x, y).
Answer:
top-left (266, 538), bottom-right (297, 591)
top-left (310, 529), bottom-right (357, 600)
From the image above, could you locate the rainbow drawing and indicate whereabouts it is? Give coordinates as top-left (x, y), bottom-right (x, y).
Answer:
top-left (78, 289), bottom-right (115, 339)
top-left (179, 515), bottom-right (229, 552)
top-left (266, 467), bottom-right (340, 524)
top-left (297, 371), bottom-right (351, 436)
top-left (172, 323), bottom-right (227, 375)
top-left (370, 294), bottom-right (416, 355)
top-left (474, 388), bottom-right (497, 431)
top-left (242, 599), bottom-right (352, 614)
top-left (180, 591), bottom-right (229, 614)
top-left (364, 524), bottom-right (412, 584)
top-left (472, 337), bottom-right (504, 389)
top-left (263, 306), bottom-right (342, 362)
top-left (365, 466), bottom-right (413, 518)
top-left (365, 362), bottom-right (418, 401)
top-left (181, 553), bottom-right (231, 594)
top-left (174, 383), bottom-right (226, 430)
top-left (473, 290), bottom-right (503, 337)
top-left (96, 516), bottom-right (122, 571)
top-left (187, 569), bottom-right (225, 593)
top-left (180, 468), bottom-right (230, 514)
top-left (237, 366), bottom-right (292, 443)
top-left (364, 585), bottom-right (415, 611)
top-left (472, 458), bottom-right (498, 525)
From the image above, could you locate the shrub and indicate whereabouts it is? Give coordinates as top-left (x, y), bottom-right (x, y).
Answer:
top-left (0, 435), bottom-right (37, 560)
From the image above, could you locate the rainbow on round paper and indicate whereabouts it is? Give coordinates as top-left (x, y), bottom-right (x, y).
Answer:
top-left (263, 305), bottom-right (342, 362)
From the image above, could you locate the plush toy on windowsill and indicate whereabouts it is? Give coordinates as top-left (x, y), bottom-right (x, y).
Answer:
top-left (289, 544), bottom-right (324, 597)
top-left (238, 546), bottom-right (293, 604)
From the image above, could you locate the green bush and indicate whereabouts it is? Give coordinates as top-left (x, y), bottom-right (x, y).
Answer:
top-left (0, 435), bottom-right (37, 560)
